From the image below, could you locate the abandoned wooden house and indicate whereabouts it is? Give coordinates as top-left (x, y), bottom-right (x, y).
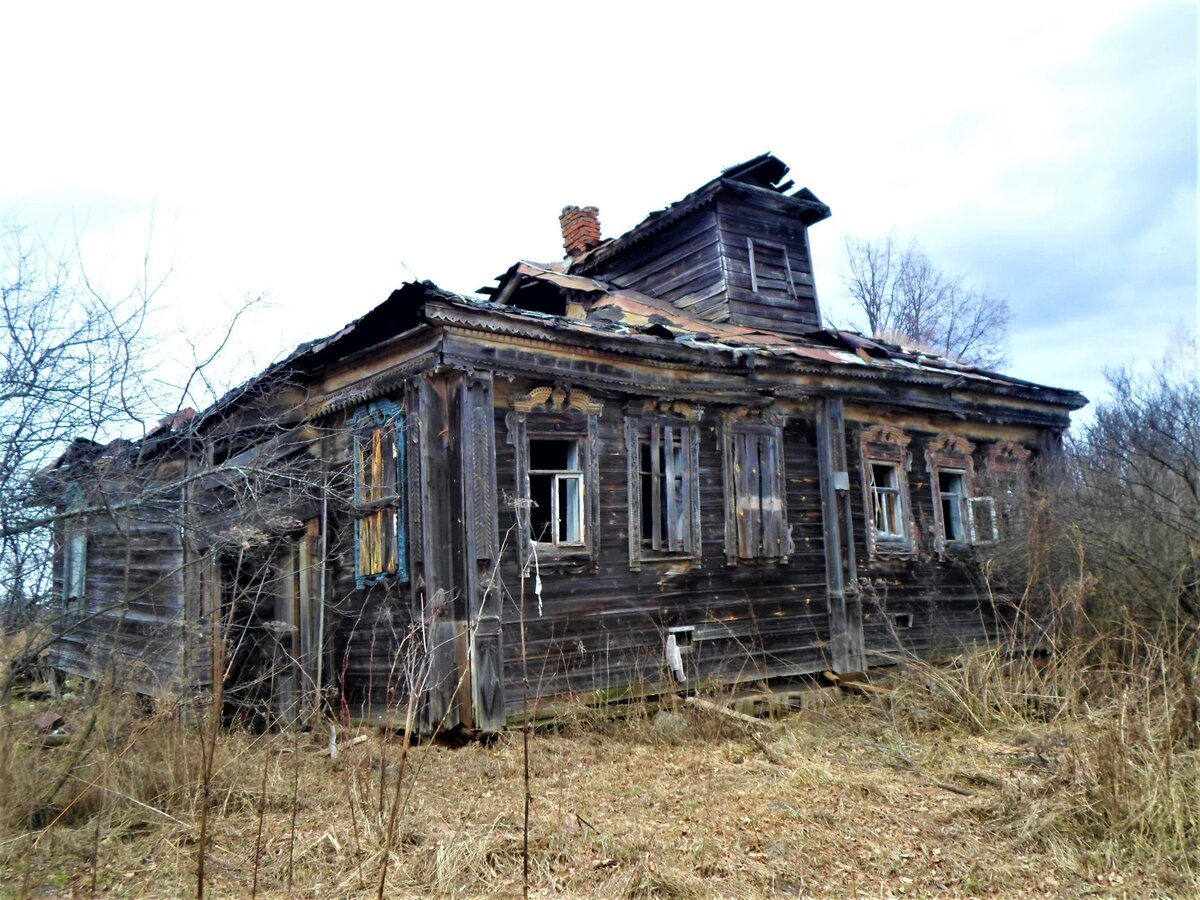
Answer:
top-left (44, 154), bottom-right (1086, 731)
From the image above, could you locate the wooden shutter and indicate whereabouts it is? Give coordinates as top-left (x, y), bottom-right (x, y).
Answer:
top-left (733, 430), bottom-right (762, 557)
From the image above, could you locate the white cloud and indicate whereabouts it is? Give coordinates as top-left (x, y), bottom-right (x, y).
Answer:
top-left (0, 1), bottom-right (1193, 418)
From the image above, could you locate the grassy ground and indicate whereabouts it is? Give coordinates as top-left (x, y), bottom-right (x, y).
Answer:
top-left (0, 664), bottom-right (1193, 899)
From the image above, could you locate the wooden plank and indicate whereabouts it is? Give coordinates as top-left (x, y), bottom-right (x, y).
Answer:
top-left (685, 696), bottom-right (776, 730)
top-left (733, 430), bottom-right (759, 557)
top-left (663, 425), bottom-right (678, 552)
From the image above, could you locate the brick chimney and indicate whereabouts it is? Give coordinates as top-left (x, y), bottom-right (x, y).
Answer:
top-left (559, 205), bottom-right (601, 257)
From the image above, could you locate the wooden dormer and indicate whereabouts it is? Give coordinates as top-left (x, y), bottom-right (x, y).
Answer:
top-left (568, 154), bottom-right (830, 335)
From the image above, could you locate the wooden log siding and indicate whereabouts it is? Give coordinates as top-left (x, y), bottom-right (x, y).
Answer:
top-left (53, 498), bottom-right (189, 695)
top-left (846, 424), bottom-right (1021, 665)
top-left (596, 207), bottom-right (726, 310)
top-left (716, 197), bottom-right (821, 334)
top-left (495, 379), bottom-right (832, 716)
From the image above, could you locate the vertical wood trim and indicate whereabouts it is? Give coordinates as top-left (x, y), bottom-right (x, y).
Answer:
top-left (747, 238), bottom-right (758, 293)
top-left (663, 425), bottom-right (678, 552)
top-left (721, 420), bottom-right (737, 565)
top-left (687, 422), bottom-right (702, 558)
top-left (817, 398), bottom-right (865, 673)
top-left (586, 410), bottom-right (601, 569)
top-left (625, 417), bottom-right (641, 571)
top-left (649, 424), bottom-right (662, 551)
top-left (780, 245), bottom-right (798, 298)
top-left (467, 377), bottom-right (499, 562)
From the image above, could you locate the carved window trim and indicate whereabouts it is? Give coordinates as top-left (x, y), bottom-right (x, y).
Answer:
top-left (625, 401), bottom-right (702, 570)
top-left (507, 386), bottom-right (602, 570)
top-left (351, 400), bottom-right (408, 588)
top-left (721, 411), bottom-right (792, 564)
top-left (859, 425), bottom-right (916, 557)
top-left (984, 440), bottom-right (1033, 531)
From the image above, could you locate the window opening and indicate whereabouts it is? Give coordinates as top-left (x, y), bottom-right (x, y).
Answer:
top-left (968, 496), bottom-right (999, 543)
top-left (352, 402), bottom-right (407, 586)
top-left (639, 428), bottom-right (686, 551)
top-left (528, 438), bottom-right (585, 546)
top-left (938, 470), bottom-right (968, 542)
top-left (870, 462), bottom-right (906, 541)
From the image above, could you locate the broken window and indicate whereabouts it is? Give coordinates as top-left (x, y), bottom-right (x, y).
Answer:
top-left (528, 438), bottom-right (585, 547)
top-left (508, 386), bottom-right (603, 568)
top-left (62, 527), bottom-right (86, 603)
top-left (351, 401), bottom-right (408, 587)
top-left (937, 469), bottom-right (968, 542)
top-left (926, 433), bottom-right (997, 549)
top-left (859, 425), bottom-right (915, 556)
top-left (869, 462), bottom-right (908, 542)
top-left (724, 423), bottom-right (791, 561)
top-left (626, 416), bottom-right (701, 566)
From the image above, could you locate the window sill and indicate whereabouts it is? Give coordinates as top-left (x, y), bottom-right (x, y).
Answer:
top-left (528, 544), bottom-right (596, 572)
top-left (726, 556), bottom-right (789, 567)
top-left (633, 552), bottom-right (701, 573)
top-left (870, 541), bottom-right (916, 560)
top-left (356, 572), bottom-right (411, 590)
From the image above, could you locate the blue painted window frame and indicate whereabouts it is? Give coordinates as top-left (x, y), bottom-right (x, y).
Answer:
top-left (350, 400), bottom-right (408, 588)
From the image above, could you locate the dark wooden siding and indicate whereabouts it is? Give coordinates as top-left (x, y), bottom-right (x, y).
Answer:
top-left (590, 207), bottom-right (731, 321)
top-left (53, 494), bottom-right (189, 695)
top-left (716, 196), bottom-right (821, 334)
top-left (321, 410), bottom-right (419, 724)
top-left (494, 380), bottom-right (831, 717)
top-left (847, 426), bottom-right (1009, 666)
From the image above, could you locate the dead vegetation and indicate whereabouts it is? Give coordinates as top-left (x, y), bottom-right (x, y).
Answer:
top-left (0, 620), bottom-right (1196, 900)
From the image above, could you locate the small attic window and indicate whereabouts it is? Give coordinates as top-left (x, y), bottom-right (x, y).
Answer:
top-left (642, 323), bottom-right (675, 341)
top-left (509, 281), bottom-right (569, 317)
top-left (747, 239), bottom-right (797, 298)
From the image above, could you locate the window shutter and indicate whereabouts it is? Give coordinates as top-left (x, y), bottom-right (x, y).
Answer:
top-left (758, 432), bottom-right (786, 557)
top-left (733, 430), bottom-right (762, 557)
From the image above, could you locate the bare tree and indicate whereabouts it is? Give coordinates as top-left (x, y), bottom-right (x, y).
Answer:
top-left (843, 236), bottom-right (1011, 369)
top-left (0, 224), bottom-right (159, 628)
top-left (1066, 340), bottom-right (1200, 629)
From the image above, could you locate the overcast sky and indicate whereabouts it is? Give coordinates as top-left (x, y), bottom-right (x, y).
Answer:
top-left (2, 2), bottom-right (1195, 421)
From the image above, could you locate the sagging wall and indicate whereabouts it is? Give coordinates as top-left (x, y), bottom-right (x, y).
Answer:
top-left (53, 489), bottom-right (189, 695)
top-left (845, 419), bottom-right (1040, 666)
top-left (317, 370), bottom-right (1044, 729)
top-left (493, 378), bottom-right (831, 717)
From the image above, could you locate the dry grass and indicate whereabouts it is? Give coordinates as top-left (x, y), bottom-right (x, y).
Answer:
top-left (0, 656), bottom-right (1194, 899)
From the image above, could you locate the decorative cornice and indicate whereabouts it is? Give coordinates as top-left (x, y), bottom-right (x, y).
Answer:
top-left (927, 433), bottom-right (976, 458)
top-left (988, 440), bottom-right (1032, 472)
top-left (510, 385), bottom-right (603, 415)
top-left (861, 424), bottom-right (911, 448)
top-left (624, 399), bottom-right (704, 421)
